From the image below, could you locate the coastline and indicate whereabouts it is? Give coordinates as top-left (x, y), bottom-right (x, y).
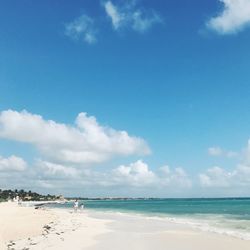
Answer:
top-left (1, 202), bottom-right (250, 250)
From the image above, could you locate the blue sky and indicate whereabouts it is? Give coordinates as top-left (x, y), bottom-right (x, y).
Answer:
top-left (1, 0), bottom-right (250, 197)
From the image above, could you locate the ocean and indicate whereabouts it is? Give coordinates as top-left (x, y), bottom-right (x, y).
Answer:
top-left (50, 198), bottom-right (250, 240)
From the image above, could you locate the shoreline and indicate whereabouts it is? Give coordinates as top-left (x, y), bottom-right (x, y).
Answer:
top-left (1, 202), bottom-right (250, 249)
top-left (83, 209), bottom-right (250, 241)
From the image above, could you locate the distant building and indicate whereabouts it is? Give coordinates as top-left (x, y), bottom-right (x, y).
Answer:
top-left (24, 195), bottom-right (32, 200)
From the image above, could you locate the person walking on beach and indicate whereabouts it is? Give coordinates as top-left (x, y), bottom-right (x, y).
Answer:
top-left (74, 199), bottom-right (79, 212)
top-left (80, 203), bottom-right (84, 212)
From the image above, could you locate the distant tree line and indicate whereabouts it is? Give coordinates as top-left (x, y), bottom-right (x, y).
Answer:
top-left (0, 189), bottom-right (59, 201)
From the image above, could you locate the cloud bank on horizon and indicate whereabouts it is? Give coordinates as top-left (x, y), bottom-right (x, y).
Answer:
top-left (1, 109), bottom-right (250, 197)
top-left (201, 141), bottom-right (250, 189)
top-left (0, 109), bottom-right (192, 196)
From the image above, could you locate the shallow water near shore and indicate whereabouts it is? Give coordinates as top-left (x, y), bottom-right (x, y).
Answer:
top-left (49, 198), bottom-right (250, 240)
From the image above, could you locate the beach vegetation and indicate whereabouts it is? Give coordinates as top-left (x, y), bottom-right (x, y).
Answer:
top-left (0, 189), bottom-right (59, 201)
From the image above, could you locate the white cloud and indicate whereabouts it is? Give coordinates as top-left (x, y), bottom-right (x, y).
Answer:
top-left (226, 150), bottom-right (239, 158)
top-left (207, 0), bottom-right (250, 34)
top-left (104, 1), bottom-right (162, 32)
top-left (200, 164), bottom-right (250, 188)
top-left (112, 160), bottom-right (157, 187)
top-left (199, 166), bottom-right (231, 188)
top-left (208, 146), bottom-right (238, 158)
top-left (132, 10), bottom-right (162, 33)
top-left (36, 160), bottom-right (80, 179)
top-left (65, 14), bottom-right (97, 44)
top-left (2, 158), bottom-right (191, 195)
top-left (201, 140), bottom-right (250, 191)
top-left (104, 1), bottom-right (124, 30)
top-left (110, 161), bottom-right (192, 189)
top-left (159, 165), bottom-right (192, 188)
top-left (0, 110), bottom-right (150, 165)
top-left (208, 146), bottom-right (223, 156)
top-left (0, 155), bottom-right (27, 172)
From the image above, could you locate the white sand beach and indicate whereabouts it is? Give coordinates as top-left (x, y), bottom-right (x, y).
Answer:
top-left (1, 202), bottom-right (250, 250)
top-left (0, 202), bottom-right (55, 249)
top-left (0, 202), bottom-right (110, 250)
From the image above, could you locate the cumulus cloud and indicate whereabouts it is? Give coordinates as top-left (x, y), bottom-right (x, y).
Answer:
top-left (201, 140), bottom-right (250, 192)
top-left (109, 161), bottom-right (192, 189)
top-left (0, 110), bottom-right (150, 165)
top-left (0, 155), bottom-right (31, 192)
top-left (208, 146), bottom-right (238, 158)
top-left (200, 141), bottom-right (250, 188)
top-left (0, 158), bottom-right (192, 196)
top-left (199, 164), bottom-right (250, 188)
top-left (112, 160), bottom-right (157, 187)
top-left (32, 160), bottom-right (165, 189)
top-left (104, 1), bottom-right (162, 33)
top-left (199, 166), bottom-right (231, 188)
top-left (207, 0), bottom-right (250, 34)
top-left (36, 160), bottom-right (80, 179)
top-left (0, 155), bottom-right (27, 172)
top-left (65, 14), bottom-right (97, 44)
top-left (159, 165), bottom-right (192, 188)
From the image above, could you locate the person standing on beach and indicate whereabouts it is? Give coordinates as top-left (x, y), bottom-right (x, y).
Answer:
top-left (80, 203), bottom-right (84, 212)
top-left (74, 199), bottom-right (79, 212)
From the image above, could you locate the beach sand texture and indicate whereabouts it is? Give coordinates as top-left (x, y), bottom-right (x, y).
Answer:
top-left (0, 202), bottom-right (57, 249)
top-left (1, 202), bottom-right (250, 250)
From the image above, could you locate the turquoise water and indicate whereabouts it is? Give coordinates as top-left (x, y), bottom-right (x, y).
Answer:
top-left (50, 198), bottom-right (250, 239)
